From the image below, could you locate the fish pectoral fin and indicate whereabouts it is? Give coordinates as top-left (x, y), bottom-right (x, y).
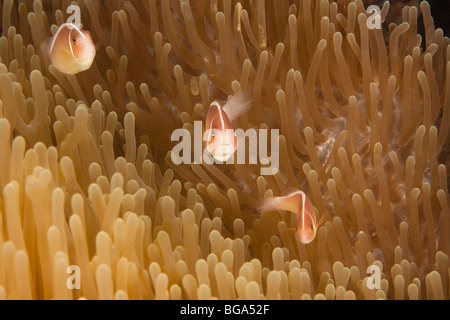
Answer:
top-left (316, 210), bottom-right (330, 227)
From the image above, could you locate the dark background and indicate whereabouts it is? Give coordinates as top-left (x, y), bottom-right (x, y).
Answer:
top-left (421, 0), bottom-right (450, 37)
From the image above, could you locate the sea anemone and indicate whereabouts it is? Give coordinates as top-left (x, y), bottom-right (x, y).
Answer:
top-left (0, 0), bottom-right (448, 300)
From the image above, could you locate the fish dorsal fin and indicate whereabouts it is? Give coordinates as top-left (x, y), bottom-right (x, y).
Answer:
top-left (221, 90), bottom-right (252, 122)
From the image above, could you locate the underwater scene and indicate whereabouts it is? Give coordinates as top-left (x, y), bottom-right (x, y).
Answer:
top-left (0, 0), bottom-right (449, 301)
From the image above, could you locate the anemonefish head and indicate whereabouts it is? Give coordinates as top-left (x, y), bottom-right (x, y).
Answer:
top-left (297, 212), bottom-right (317, 244)
top-left (48, 23), bottom-right (96, 74)
top-left (205, 101), bottom-right (237, 162)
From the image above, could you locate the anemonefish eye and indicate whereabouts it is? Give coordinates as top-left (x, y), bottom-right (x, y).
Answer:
top-left (72, 37), bottom-right (77, 45)
top-left (211, 129), bottom-right (216, 136)
top-left (310, 224), bottom-right (314, 232)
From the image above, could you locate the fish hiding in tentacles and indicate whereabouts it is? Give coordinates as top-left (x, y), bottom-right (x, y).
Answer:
top-left (205, 91), bottom-right (252, 162)
top-left (258, 189), bottom-right (319, 244)
top-left (43, 23), bottom-right (96, 74)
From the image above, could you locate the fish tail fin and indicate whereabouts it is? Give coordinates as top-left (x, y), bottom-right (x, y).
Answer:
top-left (257, 190), bottom-right (305, 214)
top-left (40, 37), bottom-right (52, 56)
top-left (256, 196), bottom-right (282, 213)
top-left (221, 90), bottom-right (252, 122)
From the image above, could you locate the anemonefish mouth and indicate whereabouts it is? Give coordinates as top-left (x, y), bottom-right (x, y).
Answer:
top-left (297, 229), bottom-right (315, 244)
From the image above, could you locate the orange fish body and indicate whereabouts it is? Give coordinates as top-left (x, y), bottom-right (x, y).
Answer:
top-left (46, 23), bottom-right (96, 74)
top-left (205, 91), bottom-right (252, 162)
top-left (258, 189), bottom-right (317, 244)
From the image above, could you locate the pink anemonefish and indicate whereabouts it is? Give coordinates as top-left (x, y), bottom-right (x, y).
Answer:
top-left (205, 91), bottom-right (252, 162)
top-left (258, 189), bottom-right (320, 244)
top-left (44, 23), bottom-right (96, 75)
